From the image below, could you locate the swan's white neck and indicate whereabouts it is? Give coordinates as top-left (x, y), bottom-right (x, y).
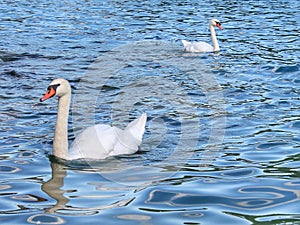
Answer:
top-left (53, 94), bottom-right (70, 159)
top-left (210, 24), bottom-right (220, 52)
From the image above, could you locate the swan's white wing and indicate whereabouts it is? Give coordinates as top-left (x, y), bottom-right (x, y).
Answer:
top-left (69, 124), bottom-right (118, 160)
top-left (182, 40), bottom-right (213, 53)
top-left (68, 113), bottom-right (147, 160)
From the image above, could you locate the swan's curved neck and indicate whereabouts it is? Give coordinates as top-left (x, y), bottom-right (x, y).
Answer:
top-left (210, 25), bottom-right (220, 52)
top-left (53, 94), bottom-right (70, 159)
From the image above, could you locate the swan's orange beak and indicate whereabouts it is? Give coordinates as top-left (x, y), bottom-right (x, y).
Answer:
top-left (40, 86), bottom-right (56, 102)
top-left (216, 23), bottom-right (223, 30)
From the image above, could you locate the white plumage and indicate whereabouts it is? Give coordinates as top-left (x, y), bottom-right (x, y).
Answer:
top-left (40, 78), bottom-right (147, 160)
top-left (182, 18), bottom-right (223, 53)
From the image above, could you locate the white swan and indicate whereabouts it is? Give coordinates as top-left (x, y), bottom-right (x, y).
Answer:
top-left (182, 18), bottom-right (223, 53)
top-left (40, 78), bottom-right (147, 160)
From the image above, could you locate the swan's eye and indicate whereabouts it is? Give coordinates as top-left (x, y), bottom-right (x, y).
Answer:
top-left (216, 22), bottom-right (221, 25)
top-left (45, 84), bottom-right (60, 95)
top-left (49, 84), bottom-right (61, 91)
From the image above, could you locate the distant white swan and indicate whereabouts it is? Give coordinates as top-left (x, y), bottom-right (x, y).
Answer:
top-left (40, 78), bottom-right (147, 160)
top-left (182, 18), bottom-right (223, 53)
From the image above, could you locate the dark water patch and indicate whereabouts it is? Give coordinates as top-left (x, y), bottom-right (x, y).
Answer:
top-left (0, 165), bottom-right (21, 173)
top-left (256, 142), bottom-right (288, 150)
top-left (0, 52), bottom-right (45, 62)
top-left (273, 64), bottom-right (299, 74)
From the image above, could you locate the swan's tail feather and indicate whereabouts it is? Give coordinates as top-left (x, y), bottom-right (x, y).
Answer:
top-left (181, 40), bottom-right (190, 48)
top-left (126, 113), bottom-right (147, 133)
top-left (110, 113), bottom-right (146, 155)
top-left (125, 113), bottom-right (147, 142)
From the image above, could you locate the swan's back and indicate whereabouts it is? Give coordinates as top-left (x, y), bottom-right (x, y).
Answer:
top-left (182, 40), bottom-right (214, 53)
top-left (69, 113), bottom-right (147, 160)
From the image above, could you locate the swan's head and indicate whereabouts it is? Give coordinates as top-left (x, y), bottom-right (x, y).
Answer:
top-left (210, 19), bottom-right (223, 30)
top-left (40, 78), bottom-right (71, 102)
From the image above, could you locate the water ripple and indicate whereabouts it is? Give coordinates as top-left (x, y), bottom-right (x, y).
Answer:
top-left (0, 0), bottom-right (299, 224)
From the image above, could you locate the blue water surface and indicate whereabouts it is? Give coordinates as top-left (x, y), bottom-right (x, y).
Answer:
top-left (0, 0), bottom-right (300, 224)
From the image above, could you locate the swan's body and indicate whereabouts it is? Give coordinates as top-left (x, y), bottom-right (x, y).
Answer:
top-left (182, 19), bottom-right (223, 53)
top-left (40, 78), bottom-right (147, 160)
top-left (182, 40), bottom-right (216, 53)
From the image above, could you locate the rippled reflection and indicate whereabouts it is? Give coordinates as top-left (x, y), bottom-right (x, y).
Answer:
top-left (27, 214), bottom-right (65, 225)
top-left (145, 178), bottom-right (300, 215)
top-left (30, 160), bottom-right (136, 222)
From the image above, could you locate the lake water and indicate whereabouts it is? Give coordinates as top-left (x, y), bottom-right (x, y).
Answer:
top-left (0, 0), bottom-right (300, 224)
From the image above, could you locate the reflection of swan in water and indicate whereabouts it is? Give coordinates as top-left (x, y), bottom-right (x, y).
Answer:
top-left (27, 160), bottom-right (136, 224)
top-left (41, 161), bottom-right (69, 214)
top-left (43, 161), bottom-right (136, 212)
